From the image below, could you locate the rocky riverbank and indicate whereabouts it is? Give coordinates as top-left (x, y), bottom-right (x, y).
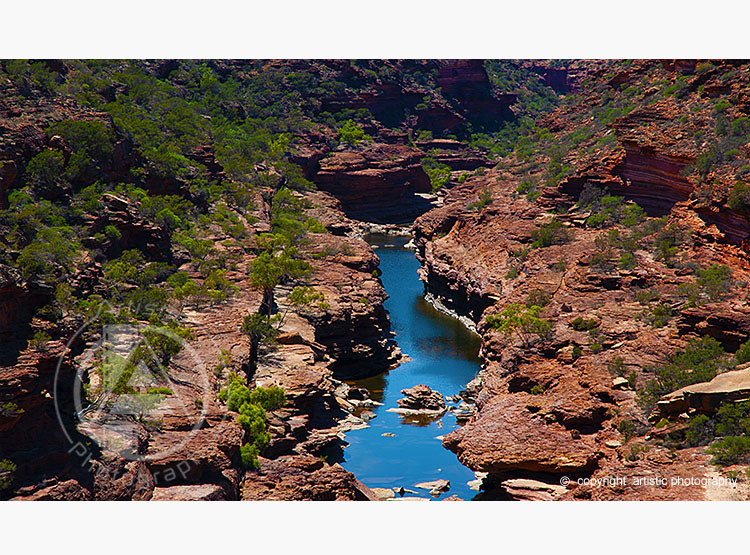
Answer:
top-left (412, 60), bottom-right (750, 500)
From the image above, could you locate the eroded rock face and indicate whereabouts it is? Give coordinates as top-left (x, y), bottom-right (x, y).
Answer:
top-left (413, 61), bottom-right (750, 500)
top-left (241, 455), bottom-right (377, 501)
top-left (312, 143), bottom-right (432, 222)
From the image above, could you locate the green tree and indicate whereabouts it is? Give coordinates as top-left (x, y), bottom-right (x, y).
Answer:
top-left (421, 157), bottom-right (451, 191)
top-left (485, 303), bottom-right (552, 347)
top-left (338, 119), bottom-right (372, 145)
top-left (728, 182), bottom-right (750, 212)
top-left (696, 264), bottom-right (733, 302)
top-left (26, 149), bottom-right (65, 188)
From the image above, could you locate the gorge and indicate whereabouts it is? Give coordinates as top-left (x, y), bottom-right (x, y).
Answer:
top-left (2, 59), bottom-right (750, 501)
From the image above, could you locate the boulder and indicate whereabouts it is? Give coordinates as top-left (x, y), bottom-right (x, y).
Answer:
top-left (443, 396), bottom-right (599, 474)
top-left (397, 384), bottom-right (447, 411)
top-left (371, 487), bottom-right (396, 500)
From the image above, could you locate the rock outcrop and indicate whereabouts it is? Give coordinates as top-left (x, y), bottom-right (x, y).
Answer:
top-left (387, 384), bottom-right (447, 418)
top-left (657, 364), bottom-right (750, 415)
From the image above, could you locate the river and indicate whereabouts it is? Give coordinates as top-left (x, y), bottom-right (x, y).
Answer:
top-left (340, 234), bottom-right (483, 500)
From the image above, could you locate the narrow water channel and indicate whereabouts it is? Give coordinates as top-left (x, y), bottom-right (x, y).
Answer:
top-left (341, 234), bottom-right (482, 500)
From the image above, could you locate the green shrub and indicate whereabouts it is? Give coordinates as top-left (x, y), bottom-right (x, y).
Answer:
top-left (146, 387), bottom-right (173, 395)
top-left (618, 252), bottom-right (637, 270)
top-left (696, 264), bottom-right (733, 301)
top-left (240, 443), bottom-right (261, 470)
top-left (516, 180), bottom-right (535, 194)
top-left (729, 182), bottom-right (750, 212)
top-left (531, 219), bottom-right (570, 249)
top-left (15, 226), bottom-right (80, 283)
top-left (237, 403), bottom-right (267, 436)
top-left (526, 289), bottom-right (551, 307)
top-left (218, 374), bottom-right (282, 471)
top-left (607, 356), bottom-right (626, 377)
top-left (653, 224), bottom-right (688, 265)
top-left (288, 286), bottom-right (324, 310)
top-left (736, 339), bottom-right (750, 364)
top-left (714, 99), bottom-right (731, 113)
top-left (684, 414), bottom-right (716, 447)
top-left (421, 157), bottom-right (451, 191)
top-left (26, 149), bottom-right (65, 187)
top-left (486, 303), bottom-right (552, 346)
top-left (467, 189), bottom-right (493, 211)
top-left (715, 401), bottom-right (750, 437)
top-left (338, 119), bottom-right (371, 145)
top-left (248, 386), bottom-right (286, 411)
top-left (104, 225), bottom-right (122, 242)
top-left (707, 436), bottom-right (750, 466)
top-left (641, 303), bottom-right (673, 328)
top-left (638, 336), bottom-right (727, 411)
top-left (240, 313), bottom-right (280, 344)
top-left (530, 384), bottom-right (545, 395)
top-left (635, 289), bottom-right (659, 305)
top-left (0, 459), bottom-right (16, 494)
top-left (47, 119), bottom-right (114, 181)
top-left (571, 316), bottom-right (599, 331)
top-left (28, 330), bottom-right (51, 351)
top-left (618, 419), bottom-right (636, 441)
top-left (142, 321), bottom-right (194, 365)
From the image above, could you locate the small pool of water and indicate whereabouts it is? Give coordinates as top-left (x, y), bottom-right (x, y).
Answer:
top-left (340, 234), bottom-right (482, 500)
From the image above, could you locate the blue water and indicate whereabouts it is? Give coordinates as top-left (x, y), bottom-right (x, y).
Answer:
top-left (341, 234), bottom-right (482, 500)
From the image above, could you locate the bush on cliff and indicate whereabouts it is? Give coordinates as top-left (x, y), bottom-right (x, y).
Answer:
top-left (485, 303), bottom-right (552, 347)
top-left (467, 189), bottom-right (493, 211)
top-left (26, 149), bottom-right (66, 188)
top-left (697, 264), bottom-right (734, 302)
top-left (637, 336), bottom-right (727, 412)
top-left (707, 436), bottom-right (750, 466)
top-left (338, 119), bottom-right (372, 145)
top-left (421, 157), bottom-right (452, 191)
top-left (728, 182), bottom-right (750, 212)
top-left (736, 339), bottom-right (750, 365)
top-left (571, 316), bottom-right (599, 332)
top-left (47, 119), bottom-right (114, 182)
top-left (681, 400), bottom-right (750, 452)
top-left (16, 227), bottom-right (81, 283)
top-left (530, 219), bottom-right (570, 249)
top-left (218, 374), bottom-right (284, 470)
top-left (0, 459), bottom-right (17, 494)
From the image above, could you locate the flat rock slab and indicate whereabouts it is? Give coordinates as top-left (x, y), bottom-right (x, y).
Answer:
top-left (658, 364), bottom-right (750, 414)
top-left (415, 479), bottom-right (450, 493)
top-left (501, 478), bottom-right (567, 501)
top-left (387, 407), bottom-right (447, 418)
top-left (151, 484), bottom-right (225, 501)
